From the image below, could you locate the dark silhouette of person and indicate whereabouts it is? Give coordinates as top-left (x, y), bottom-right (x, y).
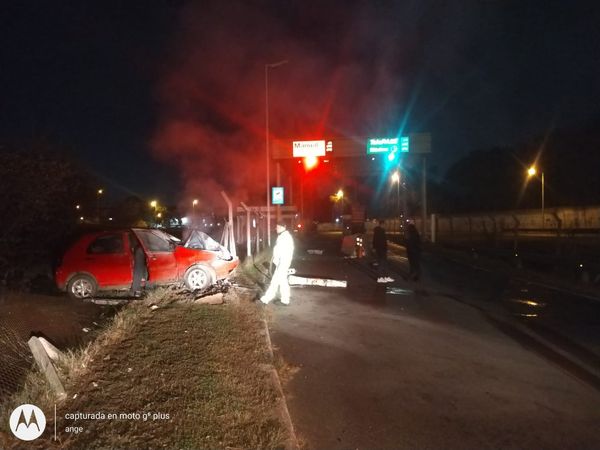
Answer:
top-left (405, 222), bottom-right (421, 281)
top-left (131, 238), bottom-right (148, 297)
top-left (372, 219), bottom-right (394, 282)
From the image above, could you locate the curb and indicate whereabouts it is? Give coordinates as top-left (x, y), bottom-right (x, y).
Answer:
top-left (261, 318), bottom-right (299, 450)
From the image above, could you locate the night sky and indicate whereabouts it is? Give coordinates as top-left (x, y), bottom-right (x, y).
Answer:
top-left (1, 0), bottom-right (599, 208)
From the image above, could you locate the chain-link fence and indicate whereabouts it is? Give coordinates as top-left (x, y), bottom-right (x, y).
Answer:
top-left (0, 318), bottom-right (33, 401)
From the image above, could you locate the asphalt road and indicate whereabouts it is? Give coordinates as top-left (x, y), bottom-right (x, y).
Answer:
top-left (267, 233), bottom-right (600, 449)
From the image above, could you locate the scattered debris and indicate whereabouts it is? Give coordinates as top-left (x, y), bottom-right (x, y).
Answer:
top-left (103, 355), bottom-right (111, 361)
top-left (38, 336), bottom-right (63, 361)
top-left (28, 336), bottom-right (66, 397)
top-left (92, 381), bottom-right (99, 387)
top-left (195, 293), bottom-right (224, 305)
top-left (73, 394), bottom-right (78, 399)
top-left (288, 275), bottom-right (347, 288)
top-left (386, 287), bottom-right (413, 295)
top-left (82, 327), bottom-right (90, 333)
top-left (127, 368), bottom-right (133, 373)
top-left (89, 298), bottom-right (128, 305)
top-left (377, 277), bottom-right (395, 283)
top-left (150, 305), bottom-right (159, 310)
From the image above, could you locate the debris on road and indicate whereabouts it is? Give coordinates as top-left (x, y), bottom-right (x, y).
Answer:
top-left (288, 275), bottom-right (347, 288)
top-left (82, 327), bottom-right (90, 333)
top-left (386, 287), bottom-right (413, 295)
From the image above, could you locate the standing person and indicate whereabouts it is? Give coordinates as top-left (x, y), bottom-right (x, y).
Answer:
top-left (260, 221), bottom-right (295, 305)
top-left (405, 222), bottom-right (422, 281)
top-left (372, 219), bottom-right (394, 283)
top-left (131, 238), bottom-right (148, 298)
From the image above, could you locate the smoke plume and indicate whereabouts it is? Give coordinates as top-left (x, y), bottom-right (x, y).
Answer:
top-left (151, 0), bottom-right (411, 214)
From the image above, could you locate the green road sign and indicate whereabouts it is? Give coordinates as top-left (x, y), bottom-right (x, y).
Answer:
top-left (367, 136), bottom-right (409, 154)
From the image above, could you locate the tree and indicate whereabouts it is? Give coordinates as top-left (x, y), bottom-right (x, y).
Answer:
top-left (0, 140), bottom-right (96, 261)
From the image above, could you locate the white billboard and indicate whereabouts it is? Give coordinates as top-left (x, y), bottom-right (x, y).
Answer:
top-left (292, 140), bottom-right (326, 157)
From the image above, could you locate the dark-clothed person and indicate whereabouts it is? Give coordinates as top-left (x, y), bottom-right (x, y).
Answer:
top-left (372, 220), bottom-right (394, 283)
top-left (405, 223), bottom-right (421, 281)
top-left (131, 241), bottom-right (148, 297)
top-left (372, 220), bottom-right (388, 263)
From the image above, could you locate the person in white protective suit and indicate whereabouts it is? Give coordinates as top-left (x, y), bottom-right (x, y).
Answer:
top-left (260, 222), bottom-right (295, 305)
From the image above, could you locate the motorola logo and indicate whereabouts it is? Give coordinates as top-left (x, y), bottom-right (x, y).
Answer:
top-left (9, 404), bottom-right (46, 441)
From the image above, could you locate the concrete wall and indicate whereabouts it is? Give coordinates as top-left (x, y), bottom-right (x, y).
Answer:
top-left (412, 206), bottom-right (600, 241)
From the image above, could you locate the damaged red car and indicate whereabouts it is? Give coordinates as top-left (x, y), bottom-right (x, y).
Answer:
top-left (55, 228), bottom-right (239, 300)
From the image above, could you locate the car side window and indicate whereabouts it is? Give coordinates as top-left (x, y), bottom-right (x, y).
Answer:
top-left (87, 234), bottom-right (124, 254)
top-left (136, 231), bottom-right (173, 252)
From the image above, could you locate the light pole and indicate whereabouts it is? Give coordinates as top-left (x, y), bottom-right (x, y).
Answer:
top-left (265, 59), bottom-right (288, 247)
top-left (527, 166), bottom-right (545, 228)
top-left (391, 171), bottom-right (400, 230)
top-left (150, 200), bottom-right (158, 226)
top-left (97, 188), bottom-right (103, 223)
top-left (192, 199), bottom-right (198, 225)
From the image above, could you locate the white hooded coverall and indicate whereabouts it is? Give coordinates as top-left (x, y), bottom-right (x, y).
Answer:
top-left (263, 229), bottom-right (294, 304)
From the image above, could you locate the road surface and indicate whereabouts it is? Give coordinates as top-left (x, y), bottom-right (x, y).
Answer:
top-left (266, 233), bottom-right (600, 449)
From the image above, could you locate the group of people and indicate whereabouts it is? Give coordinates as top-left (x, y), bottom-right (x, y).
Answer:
top-left (372, 219), bottom-right (421, 282)
top-left (259, 218), bottom-right (422, 307)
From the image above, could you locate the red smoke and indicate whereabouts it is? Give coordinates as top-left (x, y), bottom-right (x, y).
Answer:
top-left (151, 1), bottom-right (407, 214)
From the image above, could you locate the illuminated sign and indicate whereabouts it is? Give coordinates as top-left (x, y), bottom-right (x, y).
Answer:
top-left (271, 187), bottom-right (284, 205)
top-left (367, 136), bottom-right (409, 154)
top-left (293, 140), bottom-right (326, 158)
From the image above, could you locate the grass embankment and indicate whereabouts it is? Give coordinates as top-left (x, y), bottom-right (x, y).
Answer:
top-left (1, 280), bottom-right (288, 449)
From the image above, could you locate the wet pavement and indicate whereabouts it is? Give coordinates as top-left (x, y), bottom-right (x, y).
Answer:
top-left (266, 233), bottom-right (600, 449)
top-left (420, 249), bottom-right (600, 376)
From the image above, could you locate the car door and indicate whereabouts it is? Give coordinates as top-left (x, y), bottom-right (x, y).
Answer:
top-left (133, 229), bottom-right (178, 283)
top-left (84, 232), bottom-right (132, 287)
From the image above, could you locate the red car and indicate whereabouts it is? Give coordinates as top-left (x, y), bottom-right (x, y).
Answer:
top-left (55, 228), bottom-right (239, 300)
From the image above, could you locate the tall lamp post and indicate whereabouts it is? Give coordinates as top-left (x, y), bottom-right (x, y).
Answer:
top-left (97, 188), bottom-right (104, 223)
top-left (527, 166), bottom-right (545, 228)
top-left (391, 171), bottom-right (400, 231)
top-left (192, 199), bottom-right (198, 226)
top-left (391, 171), bottom-right (400, 210)
top-left (265, 59), bottom-right (288, 247)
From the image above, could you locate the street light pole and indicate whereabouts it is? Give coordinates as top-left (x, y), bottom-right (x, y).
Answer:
top-left (541, 172), bottom-right (545, 229)
top-left (265, 59), bottom-right (288, 247)
top-left (527, 166), bottom-right (544, 229)
top-left (391, 171), bottom-right (400, 233)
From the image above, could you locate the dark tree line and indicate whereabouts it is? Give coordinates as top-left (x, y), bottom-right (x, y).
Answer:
top-left (0, 139), bottom-right (96, 264)
top-left (431, 121), bottom-right (600, 214)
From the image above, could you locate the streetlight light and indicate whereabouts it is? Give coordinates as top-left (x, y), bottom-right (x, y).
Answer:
top-left (527, 165), bottom-right (545, 228)
top-left (265, 59), bottom-right (288, 247)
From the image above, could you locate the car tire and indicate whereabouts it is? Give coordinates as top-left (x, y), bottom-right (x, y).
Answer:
top-left (67, 274), bottom-right (97, 300)
top-left (184, 265), bottom-right (213, 291)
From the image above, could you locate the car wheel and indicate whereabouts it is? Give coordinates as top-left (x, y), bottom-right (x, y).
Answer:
top-left (67, 274), bottom-right (97, 300)
top-left (184, 265), bottom-right (212, 291)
